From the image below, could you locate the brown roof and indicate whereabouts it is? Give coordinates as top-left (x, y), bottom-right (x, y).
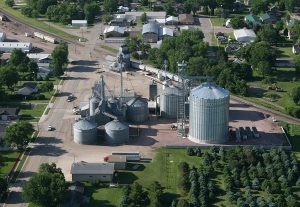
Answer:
top-left (178, 14), bottom-right (194, 24)
top-left (107, 155), bottom-right (127, 163)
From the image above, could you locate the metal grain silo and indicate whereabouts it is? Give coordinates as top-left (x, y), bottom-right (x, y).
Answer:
top-left (188, 82), bottom-right (230, 144)
top-left (90, 96), bottom-right (100, 116)
top-left (73, 119), bottom-right (97, 144)
top-left (105, 120), bottom-right (129, 144)
top-left (126, 97), bottom-right (148, 124)
top-left (160, 86), bottom-right (179, 118)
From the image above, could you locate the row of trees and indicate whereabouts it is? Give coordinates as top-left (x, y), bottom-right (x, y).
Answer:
top-left (21, 0), bottom-right (100, 24)
top-left (185, 146), bottom-right (300, 207)
top-left (120, 181), bottom-right (164, 207)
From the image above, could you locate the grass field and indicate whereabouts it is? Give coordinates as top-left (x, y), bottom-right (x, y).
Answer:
top-left (0, 1), bottom-right (78, 41)
top-left (210, 17), bottom-right (225, 27)
top-left (245, 67), bottom-right (300, 115)
top-left (0, 151), bottom-right (20, 178)
top-left (20, 104), bottom-right (47, 121)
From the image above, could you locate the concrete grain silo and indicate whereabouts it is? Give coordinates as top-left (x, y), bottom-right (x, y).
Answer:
top-left (73, 119), bottom-right (97, 144)
top-left (188, 82), bottom-right (230, 144)
top-left (126, 97), bottom-right (149, 124)
top-left (105, 120), bottom-right (129, 145)
top-left (90, 96), bottom-right (100, 116)
top-left (160, 86), bottom-right (179, 118)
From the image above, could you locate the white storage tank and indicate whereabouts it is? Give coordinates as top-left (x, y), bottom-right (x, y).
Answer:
top-left (73, 119), bottom-right (97, 144)
top-left (126, 97), bottom-right (148, 124)
top-left (105, 120), bottom-right (129, 145)
top-left (160, 86), bottom-right (179, 118)
top-left (90, 96), bottom-right (100, 116)
top-left (188, 82), bottom-right (230, 144)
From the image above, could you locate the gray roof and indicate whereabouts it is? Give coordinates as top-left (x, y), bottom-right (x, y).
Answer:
top-left (73, 119), bottom-right (97, 130)
top-left (142, 22), bottom-right (159, 35)
top-left (105, 120), bottom-right (128, 131)
top-left (71, 162), bottom-right (114, 175)
top-left (0, 107), bottom-right (19, 115)
top-left (190, 82), bottom-right (229, 100)
top-left (161, 86), bottom-right (179, 95)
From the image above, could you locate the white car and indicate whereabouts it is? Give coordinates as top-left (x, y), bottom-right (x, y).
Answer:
top-left (47, 125), bottom-right (53, 131)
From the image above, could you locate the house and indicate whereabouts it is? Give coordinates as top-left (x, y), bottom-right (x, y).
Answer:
top-left (0, 42), bottom-right (32, 53)
top-left (159, 27), bottom-right (173, 39)
top-left (233, 28), bottom-right (257, 42)
top-left (142, 22), bottom-right (159, 43)
top-left (15, 82), bottom-right (38, 96)
top-left (260, 13), bottom-right (277, 24)
top-left (0, 32), bottom-right (6, 42)
top-left (268, 6), bottom-right (282, 17)
top-left (104, 26), bottom-right (125, 38)
top-left (70, 162), bottom-right (115, 182)
top-left (110, 14), bottom-right (132, 27)
top-left (292, 45), bottom-right (300, 54)
top-left (106, 155), bottom-right (127, 170)
top-left (0, 107), bottom-right (19, 122)
top-left (244, 14), bottom-right (261, 26)
top-left (37, 63), bottom-right (51, 78)
top-left (233, 1), bottom-right (245, 12)
top-left (125, 11), bottom-right (166, 21)
top-left (27, 53), bottom-right (52, 63)
top-left (165, 16), bottom-right (179, 25)
top-left (178, 14), bottom-right (194, 25)
top-left (72, 20), bottom-right (87, 27)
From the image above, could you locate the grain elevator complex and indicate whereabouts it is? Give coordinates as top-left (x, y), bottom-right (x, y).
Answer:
top-left (71, 46), bottom-right (235, 146)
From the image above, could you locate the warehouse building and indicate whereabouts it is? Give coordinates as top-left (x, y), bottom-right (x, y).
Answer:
top-left (233, 28), bottom-right (256, 43)
top-left (71, 162), bottom-right (115, 182)
top-left (0, 42), bottom-right (32, 53)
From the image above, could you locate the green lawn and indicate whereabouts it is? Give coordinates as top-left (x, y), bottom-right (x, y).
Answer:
top-left (245, 67), bottom-right (300, 115)
top-left (0, 151), bottom-right (20, 178)
top-left (20, 104), bottom-right (47, 121)
top-left (276, 45), bottom-right (295, 58)
top-left (210, 17), bottom-right (225, 27)
top-left (0, 1), bottom-right (78, 41)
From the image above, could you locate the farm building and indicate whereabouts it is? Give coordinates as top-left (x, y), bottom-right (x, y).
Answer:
top-left (27, 53), bottom-right (52, 63)
top-left (233, 28), bottom-right (256, 43)
top-left (178, 14), bottom-right (194, 25)
top-left (104, 26), bottom-right (125, 38)
top-left (70, 162), bottom-right (115, 182)
top-left (0, 42), bottom-right (32, 52)
top-left (142, 22), bottom-right (159, 43)
top-left (0, 32), bottom-right (6, 42)
top-left (72, 20), bottom-right (87, 27)
top-left (106, 155), bottom-right (127, 170)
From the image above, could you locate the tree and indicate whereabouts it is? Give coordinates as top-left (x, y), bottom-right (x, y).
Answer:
top-left (149, 181), bottom-right (164, 207)
top-left (129, 182), bottom-right (150, 206)
top-left (141, 12), bottom-right (147, 24)
top-left (176, 199), bottom-right (189, 207)
top-left (40, 82), bottom-right (54, 92)
top-left (230, 16), bottom-right (244, 29)
top-left (294, 55), bottom-right (300, 74)
top-left (23, 163), bottom-right (66, 207)
top-left (0, 65), bottom-right (19, 90)
top-left (256, 61), bottom-right (273, 77)
top-left (4, 121), bottom-right (34, 149)
top-left (10, 49), bottom-right (29, 68)
top-left (84, 2), bottom-right (100, 24)
top-left (257, 24), bottom-right (279, 44)
top-left (0, 178), bottom-right (7, 197)
top-left (286, 195), bottom-right (297, 207)
top-left (27, 60), bottom-right (39, 79)
top-left (103, 0), bottom-right (118, 13)
top-left (291, 87), bottom-right (300, 105)
top-left (51, 43), bottom-right (68, 77)
top-left (251, 0), bottom-right (268, 14)
top-left (5, 0), bottom-right (14, 7)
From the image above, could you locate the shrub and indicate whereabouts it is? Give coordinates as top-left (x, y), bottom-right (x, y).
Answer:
top-left (286, 107), bottom-right (300, 118)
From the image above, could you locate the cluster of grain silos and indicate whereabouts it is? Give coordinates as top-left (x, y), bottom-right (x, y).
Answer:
top-left (126, 97), bottom-right (149, 124)
top-left (188, 82), bottom-right (230, 144)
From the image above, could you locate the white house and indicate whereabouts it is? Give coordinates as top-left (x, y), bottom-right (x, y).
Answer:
top-left (0, 32), bottom-right (6, 42)
top-left (27, 53), bottom-right (52, 63)
top-left (71, 162), bottom-right (115, 182)
top-left (104, 26), bottom-right (125, 38)
top-left (118, 6), bottom-right (129, 12)
top-left (165, 16), bottom-right (179, 25)
top-left (72, 20), bottom-right (87, 27)
top-left (233, 28), bottom-right (256, 43)
top-left (159, 27), bottom-right (173, 38)
top-left (0, 42), bottom-right (32, 53)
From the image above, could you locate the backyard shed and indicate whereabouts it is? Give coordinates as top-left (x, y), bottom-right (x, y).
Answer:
top-left (71, 162), bottom-right (115, 182)
top-left (72, 20), bottom-right (87, 27)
